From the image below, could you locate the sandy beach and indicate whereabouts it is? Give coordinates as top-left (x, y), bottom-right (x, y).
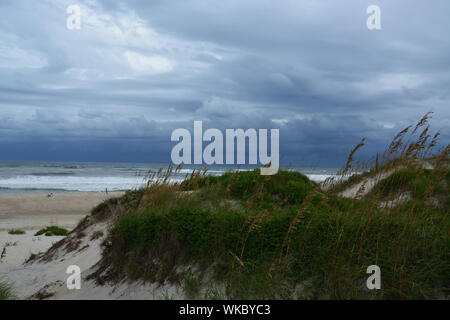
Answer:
top-left (0, 191), bottom-right (124, 297)
top-left (0, 190), bottom-right (179, 299)
top-left (0, 192), bottom-right (123, 231)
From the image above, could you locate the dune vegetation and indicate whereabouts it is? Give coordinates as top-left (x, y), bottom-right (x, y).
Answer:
top-left (0, 279), bottom-right (16, 300)
top-left (34, 226), bottom-right (69, 237)
top-left (8, 229), bottom-right (26, 235)
top-left (88, 113), bottom-right (448, 299)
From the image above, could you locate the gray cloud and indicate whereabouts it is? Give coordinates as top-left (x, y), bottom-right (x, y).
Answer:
top-left (0, 0), bottom-right (448, 166)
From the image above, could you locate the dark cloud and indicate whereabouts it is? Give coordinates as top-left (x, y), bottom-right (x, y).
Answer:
top-left (0, 0), bottom-right (448, 166)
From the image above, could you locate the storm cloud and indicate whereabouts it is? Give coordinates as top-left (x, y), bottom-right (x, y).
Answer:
top-left (0, 0), bottom-right (448, 166)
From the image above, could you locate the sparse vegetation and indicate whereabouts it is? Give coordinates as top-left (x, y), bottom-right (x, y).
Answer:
top-left (0, 280), bottom-right (16, 300)
top-left (8, 229), bottom-right (25, 235)
top-left (35, 226), bottom-right (69, 237)
top-left (90, 113), bottom-right (448, 299)
top-left (181, 271), bottom-right (203, 299)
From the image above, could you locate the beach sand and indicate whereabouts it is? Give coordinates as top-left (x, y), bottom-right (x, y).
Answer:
top-left (0, 191), bottom-right (189, 299)
top-left (0, 192), bottom-right (123, 231)
top-left (0, 191), bottom-right (123, 295)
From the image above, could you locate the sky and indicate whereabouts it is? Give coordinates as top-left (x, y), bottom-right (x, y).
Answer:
top-left (0, 0), bottom-right (448, 166)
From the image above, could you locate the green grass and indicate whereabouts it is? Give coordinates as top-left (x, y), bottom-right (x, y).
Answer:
top-left (0, 280), bottom-right (16, 300)
top-left (181, 271), bottom-right (203, 299)
top-left (8, 229), bottom-right (25, 235)
top-left (34, 226), bottom-right (69, 236)
top-left (91, 114), bottom-right (449, 299)
top-left (98, 169), bottom-right (448, 299)
top-left (370, 167), bottom-right (449, 200)
top-left (105, 184), bottom-right (447, 299)
top-left (181, 169), bottom-right (316, 207)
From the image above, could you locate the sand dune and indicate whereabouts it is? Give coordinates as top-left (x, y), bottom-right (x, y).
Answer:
top-left (1, 208), bottom-right (184, 300)
top-left (0, 191), bottom-right (126, 299)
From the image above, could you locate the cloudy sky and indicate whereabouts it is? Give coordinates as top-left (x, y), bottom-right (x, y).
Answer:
top-left (0, 0), bottom-right (448, 166)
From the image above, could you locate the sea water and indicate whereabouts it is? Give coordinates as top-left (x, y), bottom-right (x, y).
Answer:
top-left (0, 161), bottom-right (339, 194)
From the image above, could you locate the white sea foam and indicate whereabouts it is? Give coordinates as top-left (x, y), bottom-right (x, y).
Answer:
top-left (306, 174), bottom-right (336, 182)
top-left (0, 175), bottom-right (148, 192)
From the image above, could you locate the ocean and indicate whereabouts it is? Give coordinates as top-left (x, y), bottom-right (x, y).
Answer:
top-left (0, 161), bottom-right (339, 194)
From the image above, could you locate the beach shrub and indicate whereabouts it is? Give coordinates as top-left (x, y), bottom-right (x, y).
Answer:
top-left (8, 229), bottom-right (25, 235)
top-left (181, 169), bottom-right (316, 207)
top-left (34, 226), bottom-right (68, 236)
